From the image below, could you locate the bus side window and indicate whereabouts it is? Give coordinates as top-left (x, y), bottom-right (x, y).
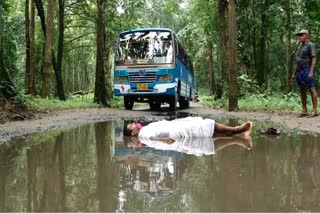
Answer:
top-left (177, 40), bottom-right (183, 60)
top-left (175, 38), bottom-right (179, 57)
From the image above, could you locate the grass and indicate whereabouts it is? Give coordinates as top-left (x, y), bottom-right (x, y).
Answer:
top-left (22, 90), bottom-right (308, 113)
top-left (23, 93), bottom-right (123, 111)
top-left (200, 92), bottom-right (309, 113)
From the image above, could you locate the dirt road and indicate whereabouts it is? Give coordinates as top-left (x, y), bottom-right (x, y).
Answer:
top-left (0, 102), bottom-right (319, 142)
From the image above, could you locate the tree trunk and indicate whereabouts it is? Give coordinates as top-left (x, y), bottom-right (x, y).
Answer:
top-left (30, 0), bottom-right (36, 95)
top-left (256, 0), bottom-right (268, 87)
top-left (35, 0), bottom-right (66, 100)
top-left (25, 0), bottom-right (36, 95)
top-left (25, 0), bottom-right (30, 93)
top-left (252, 0), bottom-right (257, 77)
top-left (208, 44), bottom-right (215, 96)
top-left (42, 0), bottom-right (54, 98)
top-left (56, 0), bottom-right (66, 100)
top-left (105, 34), bottom-right (113, 103)
top-left (94, 0), bottom-right (107, 106)
top-left (228, 0), bottom-right (238, 111)
top-left (218, 0), bottom-right (229, 84)
top-left (34, 0), bottom-right (46, 35)
top-left (284, 0), bottom-right (294, 93)
top-left (34, 0), bottom-right (49, 91)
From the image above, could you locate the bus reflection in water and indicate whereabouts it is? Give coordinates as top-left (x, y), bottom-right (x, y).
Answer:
top-left (114, 136), bottom-right (186, 212)
top-left (116, 154), bottom-right (177, 198)
top-left (113, 123), bottom-right (189, 212)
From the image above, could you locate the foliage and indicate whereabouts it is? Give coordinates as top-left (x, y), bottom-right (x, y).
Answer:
top-left (0, 1), bottom-right (19, 76)
top-left (23, 93), bottom-right (100, 111)
top-left (2, 0), bottom-right (320, 112)
top-left (1, 0), bottom-right (21, 80)
top-left (237, 74), bottom-right (261, 97)
top-left (20, 93), bottom-right (168, 111)
top-left (200, 92), bottom-right (304, 112)
top-left (200, 95), bottom-right (228, 109)
top-left (109, 96), bottom-right (123, 108)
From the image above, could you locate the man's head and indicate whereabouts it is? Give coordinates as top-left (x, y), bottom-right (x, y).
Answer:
top-left (296, 29), bottom-right (310, 43)
top-left (122, 135), bottom-right (142, 149)
top-left (123, 121), bottom-right (140, 136)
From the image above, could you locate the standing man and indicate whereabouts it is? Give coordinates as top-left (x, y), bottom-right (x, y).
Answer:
top-left (292, 29), bottom-right (318, 117)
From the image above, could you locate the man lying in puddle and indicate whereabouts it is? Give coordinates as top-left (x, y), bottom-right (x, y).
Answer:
top-left (123, 117), bottom-right (253, 155)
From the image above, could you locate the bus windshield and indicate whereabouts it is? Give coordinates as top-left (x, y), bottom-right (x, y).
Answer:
top-left (115, 30), bottom-right (173, 66)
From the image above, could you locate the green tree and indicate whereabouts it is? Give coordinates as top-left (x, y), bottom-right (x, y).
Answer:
top-left (94, 0), bottom-right (108, 106)
top-left (25, 0), bottom-right (36, 95)
top-left (42, 0), bottom-right (54, 98)
top-left (227, 0), bottom-right (238, 110)
top-left (0, 0), bottom-right (17, 101)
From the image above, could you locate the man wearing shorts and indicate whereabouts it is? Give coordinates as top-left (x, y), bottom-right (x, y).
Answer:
top-left (292, 29), bottom-right (318, 117)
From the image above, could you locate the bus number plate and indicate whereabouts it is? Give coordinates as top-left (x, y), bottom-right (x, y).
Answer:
top-left (137, 83), bottom-right (148, 90)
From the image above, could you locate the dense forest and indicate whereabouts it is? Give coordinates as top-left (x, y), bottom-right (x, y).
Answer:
top-left (1, 0), bottom-right (320, 111)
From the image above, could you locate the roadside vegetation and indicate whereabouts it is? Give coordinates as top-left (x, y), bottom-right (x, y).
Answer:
top-left (200, 93), bottom-right (303, 113)
top-left (1, 0), bottom-right (319, 115)
top-left (199, 74), bottom-right (305, 113)
top-left (22, 93), bottom-right (123, 111)
top-left (22, 90), bottom-right (304, 113)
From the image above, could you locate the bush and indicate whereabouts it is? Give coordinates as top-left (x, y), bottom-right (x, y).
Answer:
top-left (237, 74), bottom-right (261, 97)
top-left (200, 92), bottom-right (304, 113)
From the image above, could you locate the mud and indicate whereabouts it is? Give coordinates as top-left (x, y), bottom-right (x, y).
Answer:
top-left (0, 102), bottom-right (319, 142)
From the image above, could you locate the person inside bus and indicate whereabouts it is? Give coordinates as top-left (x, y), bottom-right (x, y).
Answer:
top-left (123, 116), bottom-right (253, 144)
top-left (164, 41), bottom-right (173, 63)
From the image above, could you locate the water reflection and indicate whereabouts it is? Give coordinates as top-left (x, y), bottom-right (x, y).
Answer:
top-left (29, 133), bottom-right (66, 212)
top-left (115, 135), bottom-right (184, 212)
top-left (0, 120), bottom-right (319, 212)
top-left (136, 136), bottom-right (252, 156)
top-left (297, 134), bottom-right (318, 212)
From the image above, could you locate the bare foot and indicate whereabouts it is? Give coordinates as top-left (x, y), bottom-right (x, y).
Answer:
top-left (214, 136), bottom-right (253, 151)
top-left (244, 121), bottom-right (253, 137)
top-left (236, 121), bottom-right (253, 137)
top-left (234, 136), bottom-right (253, 150)
top-left (306, 112), bottom-right (319, 118)
top-left (298, 112), bottom-right (309, 118)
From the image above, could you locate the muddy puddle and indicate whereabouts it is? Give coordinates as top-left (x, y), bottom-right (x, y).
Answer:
top-left (0, 117), bottom-right (319, 212)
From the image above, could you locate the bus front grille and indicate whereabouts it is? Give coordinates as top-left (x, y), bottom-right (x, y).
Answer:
top-left (128, 71), bottom-right (157, 83)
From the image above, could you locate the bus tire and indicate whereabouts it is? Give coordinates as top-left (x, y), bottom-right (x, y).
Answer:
top-left (149, 101), bottom-right (161, 111)
top-left (179, 97), bottom-right (190, 109)
top-left (169, 95), bottom-right (177, 111)
top-left (124, 96), bottom-right (134, 110)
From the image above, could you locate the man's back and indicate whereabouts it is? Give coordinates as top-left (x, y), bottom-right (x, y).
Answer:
top-left (297, 41), bottom-right (317, 70)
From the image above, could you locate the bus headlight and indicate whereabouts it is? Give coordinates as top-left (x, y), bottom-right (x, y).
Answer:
top-left (115, 76), bottom-right (128, 83)
top-left (158, 75), bottom-right (172, 82)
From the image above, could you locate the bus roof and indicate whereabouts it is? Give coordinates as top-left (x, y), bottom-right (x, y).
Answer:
top-left (119, 28), bottom-right (173, 35)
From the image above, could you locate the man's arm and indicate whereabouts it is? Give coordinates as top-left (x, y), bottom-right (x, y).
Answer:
top-left (309, 56), bottom-right (317, 79)
top-left (150, 136), bottom-right (175, 144)
top-left (308, 43), bottom-right (317, 79)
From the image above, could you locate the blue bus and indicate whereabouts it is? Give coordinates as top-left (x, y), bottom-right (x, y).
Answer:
top-left (114, 28), bottom-right (195, 110)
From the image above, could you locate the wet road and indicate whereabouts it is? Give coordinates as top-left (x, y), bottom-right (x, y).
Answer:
top-left (0, 114), bottom-right (320, 212)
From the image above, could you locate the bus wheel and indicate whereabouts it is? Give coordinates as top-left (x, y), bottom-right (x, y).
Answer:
top-left (124, 96), bottom-right (134, 110)
top-left (179, 97), bottom-right (190, 109)
top-left (169, 95), bottom-right (177, 111)
top-left (149, 101), bottom-right (161, 110)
